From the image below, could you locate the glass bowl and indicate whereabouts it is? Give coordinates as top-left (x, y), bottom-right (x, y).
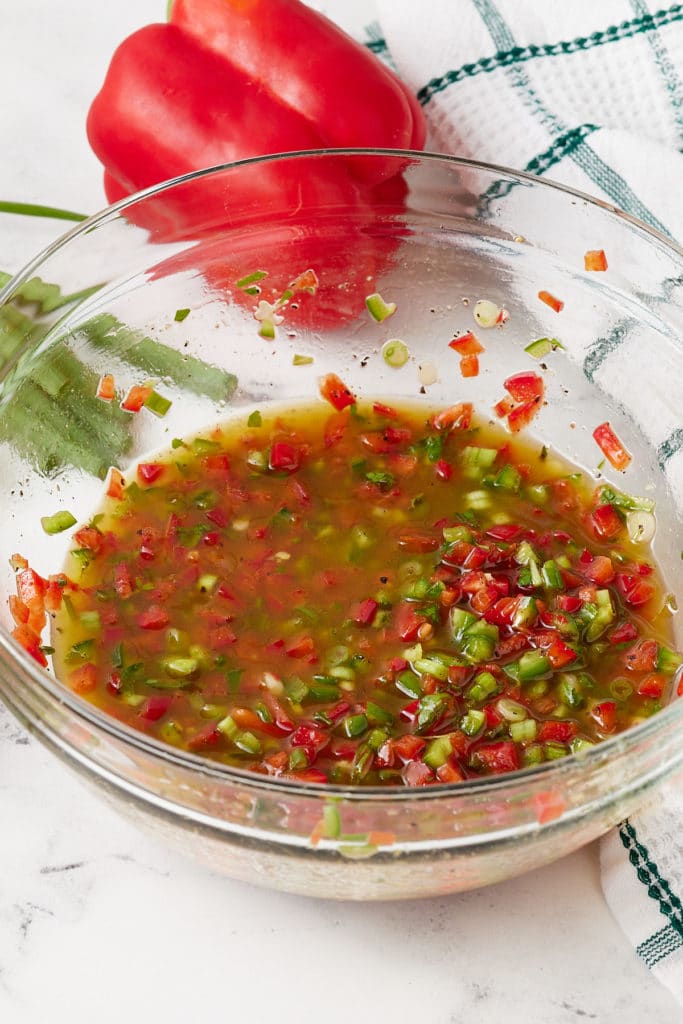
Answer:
top-left (0, 150), bottom-right (682, 901)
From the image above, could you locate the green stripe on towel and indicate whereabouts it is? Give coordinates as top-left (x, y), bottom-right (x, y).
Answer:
top-left (418, 5), bottom-right (683, 105)
top-left (637, 924), bottom-right (683, 968)
top-left (619, 819), bottom-right (683, 946)
top-left (470, 0), bottom-right (671, 235)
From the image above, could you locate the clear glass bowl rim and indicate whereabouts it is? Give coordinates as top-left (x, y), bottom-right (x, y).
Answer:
top-left (1, 146), bottom-right (682, 802)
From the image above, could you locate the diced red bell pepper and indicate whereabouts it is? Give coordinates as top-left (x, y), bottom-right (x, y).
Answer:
top-left (16, 568), bottom-right (47, 610)
top-left (12, 624), bottom-right (48, 668)
top-left (556, 594), bottom-right (582, 613)
top-left (623, 638), bottom-right (659, 672)
top-left (285, 634), bottom-right (316, 659)
top-left (538, 719), bottom-right (578, 743)
top-left (637, 673), bottom-right (666, 698)
top-left (232, 707), bottom-right (285, 737)
top-left (372, 402), bottom-right (400, 419)
top-left (121, 384), bottom-right (152, 413)
top-left (351, 598), bottom-right (379, 627)
top-left (435, 757), bottom-right (466, 783)
top-left (546, 637), bottom-right (578, 669)
top-left (591, 700), bottom-right (617, 732)
top-left (269, 441), bottom-right (303, 473)
top-left (493, 396), bottom-right (516, 420)
top-left (431, 403), bottom-right (473, 431)
top-left (393, 603), bottom-right (428, 643)
top-left (486, 524), bottom-right (524, 543)
top-left (582, 553), bottom-right (615, 584)
top-left (608, 621), bottom-right (639, 646)
top-left (188, 723), bottom-right (222, 751)
top-left (390, 453), bottom-right (419, 477)
top-left (138, 462), bottom-right (165, 485)
top-left (507, 398), bottom-right (543, 433)
top-left (473, 741), bottom-right (520, 774)
top-left (287, 768), bottom-right (328, 784)
top-left (615, 573), bottom-right (655, 607)
top-left (74, 526), bottom-right (104, 554)
top-left (533, 789), bottom-right (567, 824)
top-left (590, 505), bottom-right (622, 541)
top-left (434, 459), bottom-right (454, 481)
top-left (584, 249), bottom-right (608, 272)
top-left (69, 662), bottom-right (99, 694)
top-left (140, 695), bottom-right (174, 722)
top-left (504, 371), bottom-right (545, 403)
top-left (592, 422), bottom-right (631, 471)
top-left (9, 596), bottom-right (29, 626)
top-left (263, 693), bottom-right (295, 733)
top-left (459, 353), bottom-right (479, 378)
top-left (449, 331), bottom-right (483, 355)
top-left (137, 605), bottom-right (170, 630)
top-left (402, 759), bottom-right (434, 787)
top-left (538, 289), bottom-right (564, 313)
top-left (393, 734), bottom-right (427, 763)
top-left (202, 453), bottom-right (231, 478)
top-left (484, 596), bottom-right (520, 627)
top-left (113, 561), bottom-right (134, 599)
top-left (398, 532), bottom-right (440, 554)
top-left (319, 373), bottom-right (356, 411)
top-left (97, 373), bottom-right (116, 401)
top-left (106, 467), bottom-right (125, 500)
top-left (208, 624), bottom-right (237, 648)
top-left (290, 724), bottom-right (329, 756)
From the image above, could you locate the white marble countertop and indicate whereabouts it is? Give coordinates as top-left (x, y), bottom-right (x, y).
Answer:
top-left (0, 3), bottom-right (680, 1022)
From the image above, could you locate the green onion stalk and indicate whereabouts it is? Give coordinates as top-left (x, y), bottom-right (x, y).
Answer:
top-left (0, 202), bottom-right (237, 478)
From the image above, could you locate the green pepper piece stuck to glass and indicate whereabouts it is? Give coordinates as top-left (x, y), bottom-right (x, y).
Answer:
top-left (41, 510), bottom-right (77, 535)
top-left (382, 339), bottom-right (409, 367)
top-left (365, 292), bottom-right (396, 323)
top-left (143, 389), bottom-right (172, 417)
top-left (174, 307), bottom-right (191, 322)
top-left (524, 337), bottom-right (565, 359)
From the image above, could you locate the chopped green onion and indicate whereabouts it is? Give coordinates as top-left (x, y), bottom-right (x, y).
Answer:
top-left (395, 671), bottom-right (423, 699)
top-left (343, 713), bottom-right (368, 738)
top-left (322, 804), bottom-right (341, 839)
top-left (467, 671), bottom-right (499, 703)
top-left (381, 338), bottom-right (409, 367)
top-left (496, 698), bottom-right (528, 722)
top-left (246, 407), bottom-right (264, 428)
top-left (541, 559), bottom-right (563, 590)
top-left (41, 510), bottom-right (77, 535)
top-left (236, 270), bottom-right (268, 289)
top-left (143, 389), bottom-right (172, 417)
top-left (366, 292), bottom-right (396, 323)
top-left (79, 611), bottom-right (101, 632)
top-left (494, 464), bottom-right (522, 492)
top-left (162, 657), bottom-right (199, 678)
top-left (415, 693), bottom-right (449, 732)
top-left (599, 486), bottom-right (655, 514)
top-left (174, 308), bottom-right (191, 322)
top-left (510, 719), bottom-right (537, 743)
top-left (461, 709), bottom-right (485, 736)
top-left (423, 734), bottom-right (454, 769)
top-left (518, 650), bottom-right (551, 682)
top-left (524, 337), bottom-right (564, 359)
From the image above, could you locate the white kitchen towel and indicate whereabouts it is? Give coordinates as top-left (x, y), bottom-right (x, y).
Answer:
top-left (372, 0), bottom-right (683, 1002)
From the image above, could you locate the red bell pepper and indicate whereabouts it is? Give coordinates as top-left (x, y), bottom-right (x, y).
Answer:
top-left (86, 1), bottom-right (426, 327)
top-left (89, 0), bottom-right (425, 201)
